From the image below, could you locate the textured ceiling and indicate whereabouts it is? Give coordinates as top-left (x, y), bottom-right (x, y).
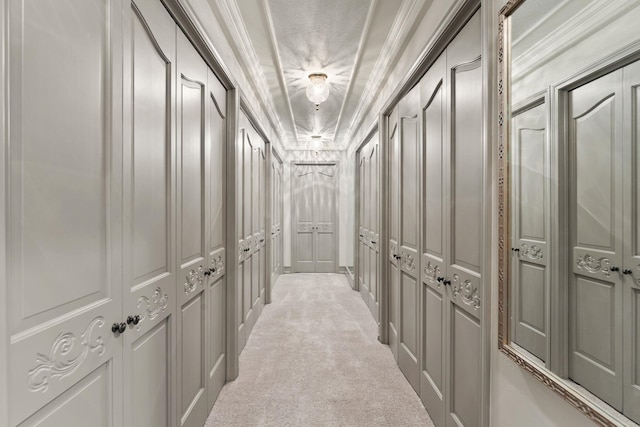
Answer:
top-left (220, 0), bottom-right (418, 150)
top-left (267, 0), bottom-right (370, 142)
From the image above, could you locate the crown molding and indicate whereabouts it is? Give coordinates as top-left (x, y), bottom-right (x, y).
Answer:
top-left (342, 0), bottom-right (426, 149)
top-left (212, 0), bottom-right (287, 143)
top-left (512, 0), bottom-right (638, 82)
top-left (331, 0), bottom-right (378, 150)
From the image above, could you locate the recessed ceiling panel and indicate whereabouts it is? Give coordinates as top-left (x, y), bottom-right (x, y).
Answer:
top-left (268, 0), bottom-right (372, 141)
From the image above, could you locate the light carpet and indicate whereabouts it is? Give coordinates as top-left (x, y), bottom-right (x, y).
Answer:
top-left (205, 273), bottom-right (435, 427)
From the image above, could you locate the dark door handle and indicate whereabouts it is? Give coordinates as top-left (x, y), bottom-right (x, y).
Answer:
top-left (204, 270), bottom-right (211, 276)
top-left (623, 268), bottom-right (633, 275)
top-left (209, 267), bottom-right (216, 274)
top-left (443, 279), bottom-right (451, 286)
top-left (127, 315), bottom-right (141, 325)
top-left (610, 266), bottom-right (619, 272)
top-left (437, 276), bottom-right (444, 283)
top-left (112, 322), bottom-right (126, 334)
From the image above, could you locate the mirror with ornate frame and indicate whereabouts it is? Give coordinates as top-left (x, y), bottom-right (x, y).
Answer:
top-left (498, 0), bottom-right (640, 425)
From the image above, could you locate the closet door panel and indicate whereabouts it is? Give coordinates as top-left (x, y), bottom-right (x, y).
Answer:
top-left (388, 109), bottom-right (400, 360)
top-left (359, 155), bottom-right (367, 300)
top-left (450, 306), bottom-right (481, 427)
top-left (398, 86), bottom-right (420, 391)
top-left (243, 131), bottom-right (253, 331)
top-left (207, 69), bottom-right (226, 408)
top-left (369, 142), bottom-right (379, 316)
top-left (259, 147), bottom-right (266, 296)
top-left (624, 60), bottom-right (640, 424)
top-left (251, 137), bottom-right (260, 308)
top-left (176, 31), bottom-right (208, 427)
top-left (419, 52), bottom-right (446, 425)
top-left (7, 0), bottom-right (123, 423)
top-left (446, 11), bottom-right (482, 426)
top-left (569, 70), bottom-right (623, 409)
top-left (132, 320), bottom-right (170, 427)
top-left (236, 126), bottom-right (246, 347)
top-left (315, 165), bottom-right (337, 273)
top-left (123, 1), bottom-right (175, 425)
top-left (510, 102), bottom-right (548, 361)
top-left (294, 166), bottom-right (315, 272)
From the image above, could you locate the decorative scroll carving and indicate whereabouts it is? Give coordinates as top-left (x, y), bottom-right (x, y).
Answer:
top-left (452, 274), bottom-right (480, 310)
top-left (27, 317), bottom-right (105, 393)
top-left (184, 266), bottom-right (204, 294)
top-left (210, 254), bottom-right (225, 278)
top-left (298, 224), bottom-right (313, 233)
top-left (576, 254), bottom-right (611, 276)
top-left (137, 287), bottom-right (169, 327)
top-left (521, 244), bottom-right (543, 260)
top-left (424, 262), bottom-right (441, 286)
top-left (401, 251), bottom-right (416, 272)
top-left (318, 224), bottom-right (331, 232)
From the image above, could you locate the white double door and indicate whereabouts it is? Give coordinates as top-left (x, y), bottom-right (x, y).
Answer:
top-left (388, 10), bottom-right (484, 427)
top-left (358, 136), bottom-right (380, 321)
top-left (4, 0), bottom-right (227, 425)
top-left (293, 164), bottom-right (339, 273)
top-left (236, 114), bottom-right (267, 352)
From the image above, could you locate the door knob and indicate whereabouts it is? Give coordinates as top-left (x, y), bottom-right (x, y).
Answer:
top-left (437, 276), bottom-right (444, 283)
top-left (112, 322), bottom-right (126, 334)
top-left (610, 266), bottom-right (619, 272)
top-left (623, 268), bottom-right (633, 275)
top-left (209, 267), bottom-right (216, 274)
top-left (443, 279), bottom-right (451, 286)
top-left (127, 315), bottom-right (141, 325)
top-left (204, 270), bottom-right (211, 276)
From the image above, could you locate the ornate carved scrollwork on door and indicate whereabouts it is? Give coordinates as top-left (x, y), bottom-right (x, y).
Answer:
top-left (137, 287), bottom-right (169, 329)
top-left (401, 251), bottom-right (415, 272)
top-left (209, 254), bottom-right (225, 278)
top-left (576, 254), bottom-right (611, 277)
top-left (452, 274), bottom-right (480, 310)
top-left (424, 262), bottom-right (441, 286)
top-left (184, 266), bottom-right (204, 294)
top-left (521, 243), bottom-right (543, 260)
top-left (27, 317), bottom-right (106, 393)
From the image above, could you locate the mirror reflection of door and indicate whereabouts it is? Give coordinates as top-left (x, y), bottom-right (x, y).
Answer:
top-left (510, 101), bottom-right (549, 364)
top-left (292, 164), bottom-right (338, 273)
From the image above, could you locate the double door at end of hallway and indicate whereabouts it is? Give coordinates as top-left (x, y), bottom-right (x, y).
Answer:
top-left (293, 163), bottom-right (339, 273)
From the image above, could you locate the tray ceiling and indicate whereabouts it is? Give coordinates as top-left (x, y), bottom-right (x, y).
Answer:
top-left (210, 0), bottom-right (429, 150)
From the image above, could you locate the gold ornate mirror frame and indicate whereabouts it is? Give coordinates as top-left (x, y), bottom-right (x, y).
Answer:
top-left (497, 1), bottom-right (618, 426)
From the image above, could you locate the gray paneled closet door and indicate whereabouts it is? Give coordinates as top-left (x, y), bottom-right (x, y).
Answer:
top-left (568, 65), bottom-right (624, 411)
top-left (419, 51), bottom-right (447, 427)
top-left (358, 137), bottom-right (380, 322)
top-left (398, 85), bottom-right (421, 392)
top-left (444, 11), bottom-right (482, 427)
top-left (388, 107), bottom-right (401, 362)
top-left (415, 10), bottom-right (483, 427)
top-left (271, 155), bottom-right (283, 284)
top-left (7, 0), bottom-right (124, 424)
top-left (623, 59), bottom-right (640, 424)
top-left (237, 118), bottom-right (266, 352)
top-left (123, 1), bottom-right (176, 425)
top-left (510, 102), bottom-right (548, 363)
top-left (206, 67), bottom-right (227, 410)
top-left (176, 29), bottom-right (209, 427)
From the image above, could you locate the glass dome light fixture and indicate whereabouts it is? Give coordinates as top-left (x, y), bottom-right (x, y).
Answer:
top-left (306, 73), bottom-right (330, 106)
top-left (310, 135), bottom-right (322, 151)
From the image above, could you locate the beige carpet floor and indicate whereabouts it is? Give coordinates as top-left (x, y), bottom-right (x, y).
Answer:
top-left (205, 273), bottom-right (435, 427)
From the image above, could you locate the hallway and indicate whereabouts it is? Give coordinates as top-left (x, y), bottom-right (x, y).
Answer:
top-left (205, 274), bottom-right (434, 426)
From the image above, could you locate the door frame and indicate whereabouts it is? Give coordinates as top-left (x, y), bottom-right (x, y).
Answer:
top-left (291, 161), bottom-right (340, 273)
top-left (376, 0), bottom-right (489, 425)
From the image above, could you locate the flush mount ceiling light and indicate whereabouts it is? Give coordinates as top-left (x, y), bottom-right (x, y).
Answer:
top-left (306, 73), bottom-right (330, 106)
top-left (311, 135), bottom-right (322, 151)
